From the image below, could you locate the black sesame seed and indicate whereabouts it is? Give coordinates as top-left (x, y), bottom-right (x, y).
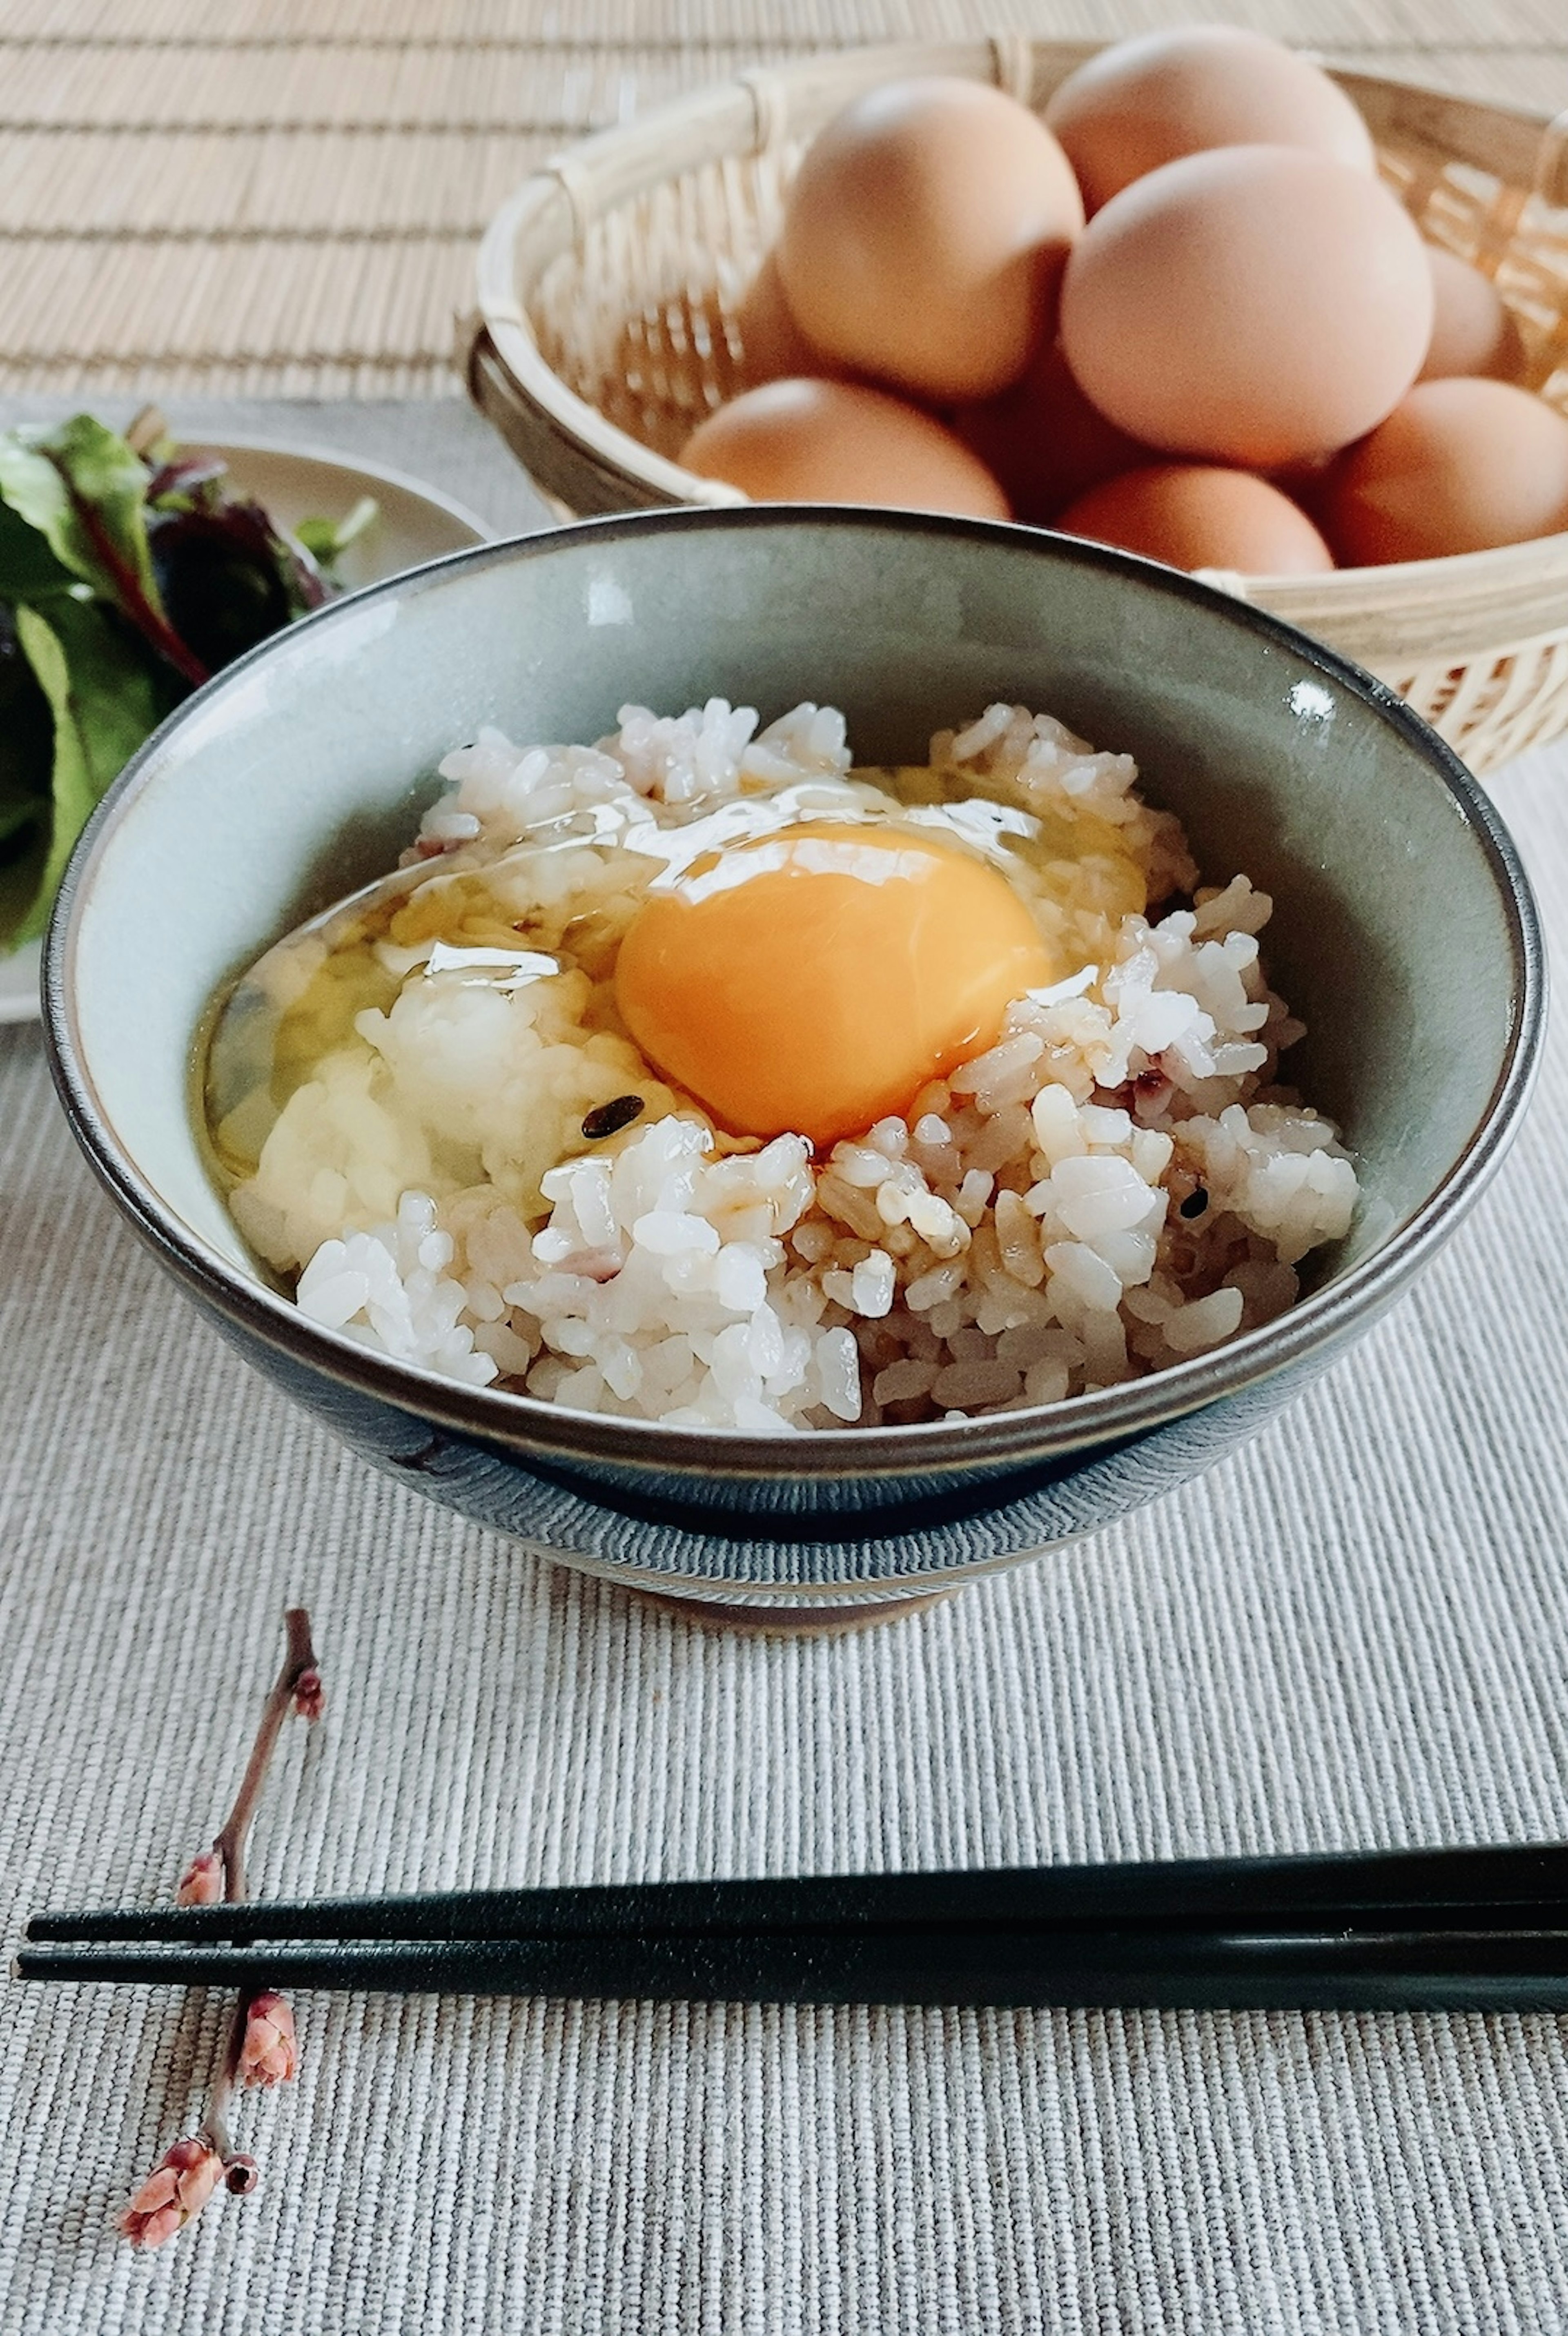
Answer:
top-left (581, 1094), bottom-right (646, 1142)
top-left (1179, 1186), bottom-right (1209, 1219)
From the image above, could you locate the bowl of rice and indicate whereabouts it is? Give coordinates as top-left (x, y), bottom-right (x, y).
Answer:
top-left (45, 508), bottom-right (1543, 1619)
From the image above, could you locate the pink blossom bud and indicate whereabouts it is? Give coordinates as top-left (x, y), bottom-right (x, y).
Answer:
top-left (176, 1850), bottom-right (224, 1907)
top-left (224, 2154), bottom-right (260, 2196)
top-left (238, 1991), bottom-right (297, 2087)
top-left (119, 2136), bottom-right (223, 2249)
top-left (292, 1667), bottom-right (324, 1724)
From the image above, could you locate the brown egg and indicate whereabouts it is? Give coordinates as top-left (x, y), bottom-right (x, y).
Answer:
top-left (776, 78), bottom-right (1084, 404)
top-left (1419, 247), bottom-right (1526, 384)
top-left (1044, 26), bottom-right (1374, 214)
top-left (1056, 464), bottom-right (1335, 575)
top-left (733, 249), bottom-right (846, 390)
top-left (953, 339), bottom-right (1149, 523)
top-left (1319, 378), bottom-right (1568, 564)
top-left (679, 379), bottom-right (1011, 518)
top-left (1059, 146), bottom-right (1434, 468)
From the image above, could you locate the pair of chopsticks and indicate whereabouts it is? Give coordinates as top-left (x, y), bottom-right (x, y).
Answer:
top-left (20, 1841), bottom-right (1568, 2010)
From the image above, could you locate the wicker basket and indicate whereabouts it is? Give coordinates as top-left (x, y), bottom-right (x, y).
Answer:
top-left (466, 40), bottom-right (1568, 774)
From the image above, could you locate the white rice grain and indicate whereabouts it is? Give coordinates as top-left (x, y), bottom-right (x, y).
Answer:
top-left (241, 697), bottom-right (1357, 1432)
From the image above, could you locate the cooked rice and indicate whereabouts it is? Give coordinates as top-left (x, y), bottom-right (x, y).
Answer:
top-left (223, 699), bottom-right (1357, 1432)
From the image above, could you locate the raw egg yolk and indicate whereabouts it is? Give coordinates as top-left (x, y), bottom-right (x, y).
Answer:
top-left (614, 821), bottom-right (1058, 1148)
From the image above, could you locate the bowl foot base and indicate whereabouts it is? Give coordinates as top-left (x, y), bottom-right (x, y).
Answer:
top-left (617, 1583), bottom-right (960, 1635)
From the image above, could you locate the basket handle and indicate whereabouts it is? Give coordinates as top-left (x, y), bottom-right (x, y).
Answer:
top-left (736, 66), bottom-right (791, 157)
top-left (985, 34), bottom-right (1035, 105)
top-left (533, 154), bottom-right (596, 250)
top-left (733, 38), bottom-right (1050, 154)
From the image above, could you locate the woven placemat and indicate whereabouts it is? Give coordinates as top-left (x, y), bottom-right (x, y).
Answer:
top-left (2, 0), bottom-right (1566, 398)
top-left (2, 396), bottom-right (1568, 2332)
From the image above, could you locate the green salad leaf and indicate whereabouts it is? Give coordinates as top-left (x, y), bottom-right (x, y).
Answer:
top-left (2, 597), bottom-right (167, 947)
top-left (0, 492), bottom-right (76, 602)
top-left (0, 415), bottom-right (165, 614)
top-left (0, 416), bottom-right (210, 695)
top-left (0, 408), bottom-right (376, 953)
top-left (0, 609), bottom-right (56, 936)
top-left (293, 494), bottom-right (378, 574)
top-left (0, 789), bottom-right (39, 849)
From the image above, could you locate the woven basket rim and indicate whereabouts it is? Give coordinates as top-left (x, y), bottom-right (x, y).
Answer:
top-left (472, 38), bottom-right (1568, 600)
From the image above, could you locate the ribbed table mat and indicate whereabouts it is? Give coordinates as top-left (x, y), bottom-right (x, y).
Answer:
top-left (0, 398), bottom-right (1567, 2332)
top-left (3, 0), bottom-right (1567, 397)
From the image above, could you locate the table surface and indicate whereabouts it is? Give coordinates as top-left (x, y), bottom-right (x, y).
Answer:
top-left (5, 4), bottom-right (1568, 2333)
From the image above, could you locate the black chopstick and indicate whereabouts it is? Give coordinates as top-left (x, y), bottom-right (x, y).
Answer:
top-left (20, 1923), bottom-right (1568, 2011)
top-left (20, 1844), bottom-right (1568, 2011)
top-left (25, 1840), bottom-right (1568, 1949)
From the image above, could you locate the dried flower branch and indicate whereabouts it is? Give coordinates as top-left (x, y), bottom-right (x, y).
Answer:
top-left (175, 1850), bottom-right (222, 1908)
top-left (119, 1607), bottom-right (321, 2249)
top-left (292, 1666), bottom-right (325, 1726)
top-left (238, 1992), bottom-right (297, 2089)
top-left (119, 2138), bottom-right (224, 2249)
top-left (203, 1607), bottom-right (321, 1906)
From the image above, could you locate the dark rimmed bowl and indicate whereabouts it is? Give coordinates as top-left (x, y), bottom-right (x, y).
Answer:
top-left (44, 509), bottom-right (1545, 1617)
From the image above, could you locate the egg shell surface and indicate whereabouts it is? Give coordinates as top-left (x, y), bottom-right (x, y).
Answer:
top-left (1058, 145), bottom-right (1435, 468)
top-left (1044, 26), bottom-right (1374, 214)
top-left (1056, 463), bottom-right (1336, 575)
top-left (679, 379), bottom-right (1010, 518)
top-left (734, 248), bottom-right (848, 390)
top-left (777, 77), bottom-right (1084, 404)
top-left (1418, 247), bottom-right (1527, 385)
top-left (1320, 377), bottom-right (1568, 563)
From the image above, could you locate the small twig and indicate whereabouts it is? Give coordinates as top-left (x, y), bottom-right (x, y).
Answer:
top-left (207, 1608), bottom-right (318, 1905)
top-left (197, 1999), bottom-right (251, 2166)
top-left (120, 1609), bottom-right (319, 2248)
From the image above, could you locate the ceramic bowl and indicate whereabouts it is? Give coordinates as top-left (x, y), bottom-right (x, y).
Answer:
top-left (44, 510), bottom-right (1545, 1617)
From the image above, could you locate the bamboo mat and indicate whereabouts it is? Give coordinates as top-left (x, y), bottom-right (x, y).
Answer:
top-left (2, 0), bottom-right (1566, 401)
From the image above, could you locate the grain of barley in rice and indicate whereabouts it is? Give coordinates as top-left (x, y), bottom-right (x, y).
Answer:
top-left (203, 696), bottom-right (1357, 1434)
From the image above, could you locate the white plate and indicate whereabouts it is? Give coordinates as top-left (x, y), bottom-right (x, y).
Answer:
top-left (0, 951), bottom-right (39, 1025)
top-left (0, 438), bottom-right (490, 1025)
